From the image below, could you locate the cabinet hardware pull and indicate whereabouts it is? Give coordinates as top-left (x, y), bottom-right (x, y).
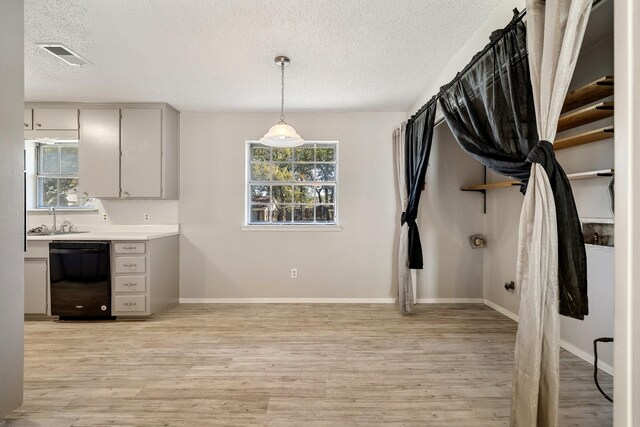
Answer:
top-left (123, 302), bottom-right (137, 306)
top-left (123, 283), bottom-right (137, 286)
top-left (122, 246), bottom-right (137, 250)
top-left (36, 123), bottom-right (42, 127)
top-left (24, 123), bottom-right (28, 127)
top-left (123, 263), bottom-right (137, 267)
top-left (123, 191), bottom-right (130, 196)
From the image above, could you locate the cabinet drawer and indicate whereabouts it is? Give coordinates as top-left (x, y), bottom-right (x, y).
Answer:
top-left (114, 295), bottom-right (146, 312)
top-left (115, 276), bottom-right (146, 293)
top-left (33, 108), bottom-right (78, 130)
top-left (114, 256), bottom-right (146, 273)
top-left (114, 242), bottom-right (146, 254)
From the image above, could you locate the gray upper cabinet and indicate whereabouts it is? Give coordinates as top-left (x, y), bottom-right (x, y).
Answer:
top-left (24, 108), bottom-right (32, 129)
top-left (27, 103), bottom-right (179, 200)
top-left (121, 109), bottom-right (162, 198)
top-left (33, 108), bottom-right (78, 130)
top-left (79, 109), bottom-right (121, 198)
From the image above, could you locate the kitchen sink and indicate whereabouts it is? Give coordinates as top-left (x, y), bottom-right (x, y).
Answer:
top-left (27, 230), bottom-right (90, 236)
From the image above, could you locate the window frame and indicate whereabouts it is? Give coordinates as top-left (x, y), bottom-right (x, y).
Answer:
top-left (35, 142), bottom-right (82, 209)
top-left (245, 140), bottom-right (339, 226)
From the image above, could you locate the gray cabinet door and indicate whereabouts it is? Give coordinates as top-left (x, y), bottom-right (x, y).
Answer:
top-left (24, 108), bottom-right (32, 129)
top-left (120, 109), bottom-right (162, 198)
top-left (33, 108), bottom-right (78, 130)
top-left (24, 259), bottom-right (48, 314)
top-left (79, 109), bottom-right (121, 198)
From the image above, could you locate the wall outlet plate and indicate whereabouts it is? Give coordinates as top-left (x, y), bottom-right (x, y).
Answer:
top-left (291, 268), bottom-right (298, 279)
top-left (102, 213), bottom-right (108, 222)
top-left (144, 213), bottom-right (150, 222)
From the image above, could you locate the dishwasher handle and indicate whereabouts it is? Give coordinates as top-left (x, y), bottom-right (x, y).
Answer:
top-left (50, 248), bottom-right (107, 255)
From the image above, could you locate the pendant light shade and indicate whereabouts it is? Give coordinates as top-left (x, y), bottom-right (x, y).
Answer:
top-left (259, 56), bottom-right (305, 148)
top-left (259, 123), bottom-right (304, 147)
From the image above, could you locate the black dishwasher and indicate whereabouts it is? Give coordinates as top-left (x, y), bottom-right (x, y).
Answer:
top-left (50, 242), bottom-right (113, 319)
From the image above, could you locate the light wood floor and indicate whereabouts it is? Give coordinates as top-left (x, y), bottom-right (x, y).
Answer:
top-left (6, 304), bottom-right (612, 426)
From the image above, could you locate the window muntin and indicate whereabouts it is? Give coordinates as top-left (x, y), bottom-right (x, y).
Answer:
top-left (36, 143), bottom-right (81, 208)
top-left (247, 142), bottom-right (338, 225)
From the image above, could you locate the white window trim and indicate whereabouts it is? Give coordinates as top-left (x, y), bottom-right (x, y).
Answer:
top-left (35, 142), bottom-right (84, 209)
top-left (244, 140), bottom-right (340, 228)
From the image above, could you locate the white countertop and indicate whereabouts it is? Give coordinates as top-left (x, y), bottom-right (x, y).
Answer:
top-left (27, 225), bottom-right (179, 241)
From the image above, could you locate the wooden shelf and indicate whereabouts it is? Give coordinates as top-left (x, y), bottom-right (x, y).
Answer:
top-left (557, 102), bottom-right (614, 132)
top-left (562, 76), bottom-right (614, 113)
top-left (554, 126), bottom-right (614, 150)
top-left (461, 169), bottom-right (614, 191)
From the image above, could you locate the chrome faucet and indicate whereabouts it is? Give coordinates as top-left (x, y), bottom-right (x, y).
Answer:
top-left (49, 206), bottom-right (57, 231)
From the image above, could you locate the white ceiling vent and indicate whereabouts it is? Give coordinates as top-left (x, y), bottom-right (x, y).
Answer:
top-left (36, 43), bottom-right (90, 66)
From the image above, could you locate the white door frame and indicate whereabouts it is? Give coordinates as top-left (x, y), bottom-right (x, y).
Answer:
top-left (614, 0), bottom-right (640, 424)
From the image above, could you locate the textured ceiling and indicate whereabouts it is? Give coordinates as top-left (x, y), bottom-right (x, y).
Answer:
top-left (25, 0), bottom-right (502, 112)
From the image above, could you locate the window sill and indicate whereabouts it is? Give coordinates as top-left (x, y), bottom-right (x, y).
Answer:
top-left (241, 225), bottom-right (342, 232)
top-left (27, 208), bottom-right (98, 213)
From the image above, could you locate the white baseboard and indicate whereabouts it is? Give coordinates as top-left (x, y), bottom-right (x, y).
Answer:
top-left (416, 298), bottom-right (484, 304)
top-left (560, 338), bottom-right (614, 376)
top-left (483, 299), bottom-right (519, 322)
top-left (179, 297), bottom-right (396, 304)
top-left (180, 297), bottom-right (485, 304)
top-left (482, 299), bottom-right (614, 376)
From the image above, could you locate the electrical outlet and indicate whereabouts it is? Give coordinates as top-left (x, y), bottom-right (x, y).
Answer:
top-left (144, 212), bottom-right (150, 222)
top-left (102, 213), bottom-right (109, 222)
top-left (291, 268), bottom-right (298, 279)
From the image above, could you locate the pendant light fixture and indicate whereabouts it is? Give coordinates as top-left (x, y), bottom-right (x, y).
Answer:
top-left (259, 56), bottom-right (305, 147)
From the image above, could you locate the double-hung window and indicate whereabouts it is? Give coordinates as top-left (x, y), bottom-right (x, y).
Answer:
top-left (247, 141), bottom-right (338, 225)
top-left (36, 143), bottom-right (81, 208)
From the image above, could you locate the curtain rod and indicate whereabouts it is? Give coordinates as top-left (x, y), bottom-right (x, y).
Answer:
top-left (407, 0), bottom-right (606, 126)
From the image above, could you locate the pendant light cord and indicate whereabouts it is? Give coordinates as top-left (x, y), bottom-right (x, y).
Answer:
top-left (280, 61), bottom-right (286, 124)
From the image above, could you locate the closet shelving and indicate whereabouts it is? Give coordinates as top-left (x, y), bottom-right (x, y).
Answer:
top-left (461, 169), bottom-right (614, 191)
top-left (460, 75), bottom-right (615, 206)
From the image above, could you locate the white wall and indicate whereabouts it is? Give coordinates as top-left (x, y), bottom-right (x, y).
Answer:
top-left (26, 199), bottom-right (178, 229)
top-left (179, 112), bottom-right (402, 300)
top-left (0, 0), bottom-right (25, 418)
top-left (178, 112), bottom-right (484, 301)
top-left (416, 123), bottom-right (485, 300)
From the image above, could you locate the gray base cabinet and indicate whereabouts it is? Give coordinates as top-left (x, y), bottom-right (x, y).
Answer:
top-left (24, 241), bottom-right (51, 316)
top-left (24, 259), bottom-right (48, 315)
top-left (111, 236), bottom-right (179, 317)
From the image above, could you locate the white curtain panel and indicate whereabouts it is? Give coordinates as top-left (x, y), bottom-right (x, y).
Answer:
top-left (393, 123), bottom-right (414, 313)
top-left (511, 1), bottom-right (592, 426)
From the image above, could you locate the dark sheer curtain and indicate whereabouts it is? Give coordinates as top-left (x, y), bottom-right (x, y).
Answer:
top-left (438, 17), bottom-right (588, 319)
top-left (403, 98), bottom-right (437, 269)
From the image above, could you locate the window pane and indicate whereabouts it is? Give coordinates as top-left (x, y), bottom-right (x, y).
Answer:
top-left (251, 185), bottom-right (270, 203)
top-left (293, 185), bottom-right (316, 204)
top-left (294, 205), bottom-right (315, 222)
top-left (317, 185), bottom-right (336, 203)
top-left (315, 205), bottom-right (335, 223)
top-left (316, 146), bottom-right (335, 162)
top-left (294, 147), bottom-right (314, 162)
top-left (271, 205), bottom-right (292, 223)
top-left (37, 177), bottom-right (58, 207)
top-left (315, 164), bottom-right (335, 182)
top-left (251, 163), bottom-right (272, 181)
top-left (41, 146), bottom-right (60, 174)
top-left (251, 204), bottom-right (271, 223)
top-left (272, 185), bottom-right (293, 203)
top-left (251, 146), bottom-right (271, 162)
top-left (272, 163), bottom-right (293, 181)
top-left (272, 147), bottom-right (292, 162)
top-left (60, 146), bottom-right (79, 174)
top-left (58, 178), bottom-right (80, 207)
top-left (294, 163), bottom-right (314, 181)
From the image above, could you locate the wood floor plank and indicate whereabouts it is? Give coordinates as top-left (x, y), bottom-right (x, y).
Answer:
top-left (5, 303), bottom-right (612, 426)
